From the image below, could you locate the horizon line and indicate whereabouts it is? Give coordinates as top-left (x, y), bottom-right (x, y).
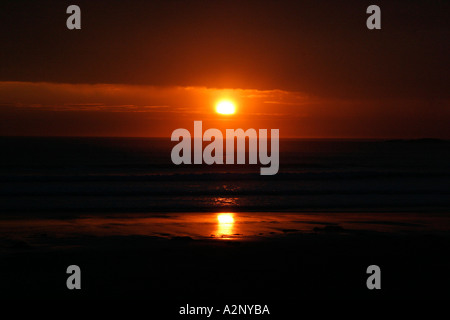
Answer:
top-left (0, 135), bottom-right (448, 141)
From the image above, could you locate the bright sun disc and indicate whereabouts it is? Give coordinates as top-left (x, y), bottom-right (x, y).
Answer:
top-left (215, 100), bottom-right (236, 115)
top-left (218, 213), bottom-right (234, 224)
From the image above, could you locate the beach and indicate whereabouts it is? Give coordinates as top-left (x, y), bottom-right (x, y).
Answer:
top-left (0, 137), bottom-right (449, 300)
top-left (1, 0), bottom-right (449, 306)
top-left (1, 211), bottom-right (449, 300)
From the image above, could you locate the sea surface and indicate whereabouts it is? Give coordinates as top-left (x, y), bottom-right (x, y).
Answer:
top-left (1, 137), bottom-right (449, 299)
top-left (0, 137), bottom-right (449, 214)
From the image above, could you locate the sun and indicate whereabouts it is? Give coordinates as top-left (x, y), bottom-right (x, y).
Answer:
top-left (217, 213), bottom-right (234, 224)
top-left (215, 100), bottom-right (236, 115)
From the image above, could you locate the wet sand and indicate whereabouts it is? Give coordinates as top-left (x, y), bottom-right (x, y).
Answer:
top-left (1, 211), bottom-right (450, 245)
top-left (1, 211), bottom-right (449, 300)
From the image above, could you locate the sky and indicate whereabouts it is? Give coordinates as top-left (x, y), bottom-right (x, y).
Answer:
top-left (0, 0), bottom-right (448, 138)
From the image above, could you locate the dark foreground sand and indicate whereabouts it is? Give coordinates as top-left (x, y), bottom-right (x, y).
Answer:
top-left (0, 212), bottom-right (449, 300)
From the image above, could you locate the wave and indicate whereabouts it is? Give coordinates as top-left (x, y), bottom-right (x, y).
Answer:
top-left (0, 170), bottom-right (449, 182)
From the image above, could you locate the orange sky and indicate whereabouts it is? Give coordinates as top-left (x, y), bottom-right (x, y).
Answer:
top-left (0, 1), bottom-right (448, 138)
top-left (0, 81), bottom-right (448, 138)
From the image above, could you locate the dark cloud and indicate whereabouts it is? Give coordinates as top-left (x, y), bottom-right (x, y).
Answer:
top-left (0, 1), bottom-right (448, 138)
top-left (0, 0), bottom-right (448, 99)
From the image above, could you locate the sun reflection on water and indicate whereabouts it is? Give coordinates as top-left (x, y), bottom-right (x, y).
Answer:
top-left (215, 213), bottom-right (235, 239)
top-left (213, 197), bottom-right (238, 206)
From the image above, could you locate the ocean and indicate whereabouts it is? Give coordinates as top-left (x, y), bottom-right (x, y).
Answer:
top-left (1, 137), bottom-right (449, 299)
top-left (0, 137), bottom-right (449, 214)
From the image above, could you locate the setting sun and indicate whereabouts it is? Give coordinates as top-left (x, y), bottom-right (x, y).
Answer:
top-left (217, 213), bottom-right (235, 224)
top-left (215, 100), bottom-right (236, 115)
